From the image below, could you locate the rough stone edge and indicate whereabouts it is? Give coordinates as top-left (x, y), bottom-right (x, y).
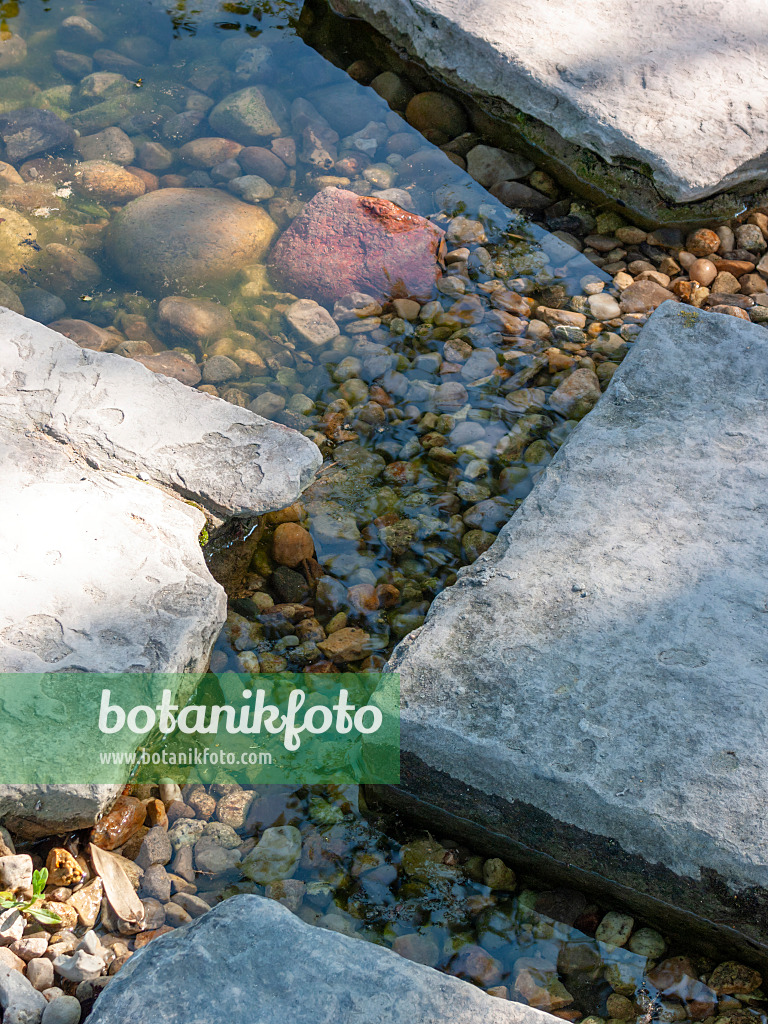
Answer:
top-left (369, 758), bottom-right (768, 968)
top-left (88, 894), bottom-right (565, 1024)
top-left (378, 302), bottom-right (768, 958)
top-left (311, 0), bottom-right (768, 224)
top-left (0, 310), bottom-right (321, 836)
top-left (0, 308), bottom-right (322, 519)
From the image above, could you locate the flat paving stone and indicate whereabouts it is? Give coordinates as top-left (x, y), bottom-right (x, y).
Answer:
top-left (0, 309), bottom-right (320, 835)
top-left (2, 309), bottom-right (319, 518)
top-left (330, 0), bottom-right (768, 203)
top-left (385, 302), bottom-right (768, 951)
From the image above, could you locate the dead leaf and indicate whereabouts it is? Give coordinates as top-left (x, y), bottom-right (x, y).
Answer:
top-left (89, 843), bottom-right (145, 926)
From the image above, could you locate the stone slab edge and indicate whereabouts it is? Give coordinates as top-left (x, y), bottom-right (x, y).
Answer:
top-left (88, 894), bottom-right (563, 1024)
top-left (1, 308), bottom-right (322, 518)
top-left (384, 301), bottom-right (768, 948)
top-left (326, 0), bottom-right (768, 205)
top-left (0, 309), bottom-right (320, 835)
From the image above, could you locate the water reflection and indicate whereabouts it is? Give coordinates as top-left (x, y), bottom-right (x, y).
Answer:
top-left (0, 1), bottom-right (700, 1014)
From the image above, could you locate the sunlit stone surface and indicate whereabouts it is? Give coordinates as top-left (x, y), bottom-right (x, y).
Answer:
top-left (330, 0), bottom-right (768, 202)
top-left (0, 309), bottom-right (320, 833)
top-left (387, 301), bottom-right (768, 944)
top-left (88, 894), bottom-right (561, 1024)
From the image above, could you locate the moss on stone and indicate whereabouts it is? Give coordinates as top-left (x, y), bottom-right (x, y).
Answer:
top-left (679, 308), bottom-right (701, 330)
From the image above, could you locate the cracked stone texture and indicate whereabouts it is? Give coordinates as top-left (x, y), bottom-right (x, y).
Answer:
top-left (329, 0), bottom-right (768, 203)
top-left (387, 303), bottom-right (768, 931)
top-left (0, 309), bottom-right (320, 835)
top-left (0, 427), bottom-right (222, 674)
top-left (88, 894), bottom-right (560, 1024)
top-left (1, 308), bottom-right (319, 518)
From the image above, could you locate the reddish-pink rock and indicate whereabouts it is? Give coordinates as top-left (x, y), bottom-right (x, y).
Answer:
top-left (270, 187), bottom-right (445, 304)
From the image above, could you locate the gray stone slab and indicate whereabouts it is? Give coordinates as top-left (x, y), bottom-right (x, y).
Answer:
top-left (1, 308), bottom-right (319, 518)
top-left (385, 302), bottom-right (768, 949)
top-left (0, 426), bottom-right (223, 673)
top-left (87, 894), bottom-right (559, 1024)
top-left (329, 0), bottom-right (768, 203)
top-left (0, 307), bottom-right (320, 673)
top-left (0, 310), bottom-right (320, 834)
top-left (0, 784), bottom-right (131, 842)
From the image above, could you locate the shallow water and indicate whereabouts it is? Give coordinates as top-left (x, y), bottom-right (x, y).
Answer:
top-left (0, 0), bottom-right (619, 680)
top-left (3, 0), bottom-right (761, 1018)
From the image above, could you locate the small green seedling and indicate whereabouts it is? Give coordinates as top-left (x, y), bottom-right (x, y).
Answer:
top-left (0, 868), bottom-right (61, 925)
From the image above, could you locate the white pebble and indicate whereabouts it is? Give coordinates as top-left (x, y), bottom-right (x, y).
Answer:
top-left (580, 274), bottom-right (605, 295)
top-left (588, 293), bottom-right (621, 319)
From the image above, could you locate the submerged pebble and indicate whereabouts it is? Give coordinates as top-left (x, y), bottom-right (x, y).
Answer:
top-left (0, 4), bottom-right (764, 1017)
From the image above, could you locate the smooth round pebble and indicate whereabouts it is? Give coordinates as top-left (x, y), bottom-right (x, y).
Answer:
top-left (587, 293), bottom-right (621, 319)
top-left (580, 274), bottom-right (605, 295)
top-left (688, 258), bottom-right (717, 287)
top-left (405, 91), bottom-right (467, 137)
top-left (628, 926), bottom-right (666, 959)
top-left (595, 909), bottom-right (634, 947)
top-left (42, 995), bottom-right (82, 1024)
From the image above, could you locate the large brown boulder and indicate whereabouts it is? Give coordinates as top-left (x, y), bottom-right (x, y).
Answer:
top-left (105, 188), bottom-right (278, 295)
top-left (270, 187), bottom-right (445, 304)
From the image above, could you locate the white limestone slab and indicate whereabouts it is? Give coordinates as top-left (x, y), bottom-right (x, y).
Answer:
top-left (0, 309), bottom-right (321, 834)
top-left (387, 302), bottom-right (768, 943)
top-left (330, 0), bottom-right (768, 202)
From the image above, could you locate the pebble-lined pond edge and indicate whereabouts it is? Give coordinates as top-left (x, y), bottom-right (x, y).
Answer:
top-left (1, 0), bottom-right (767, 1019)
